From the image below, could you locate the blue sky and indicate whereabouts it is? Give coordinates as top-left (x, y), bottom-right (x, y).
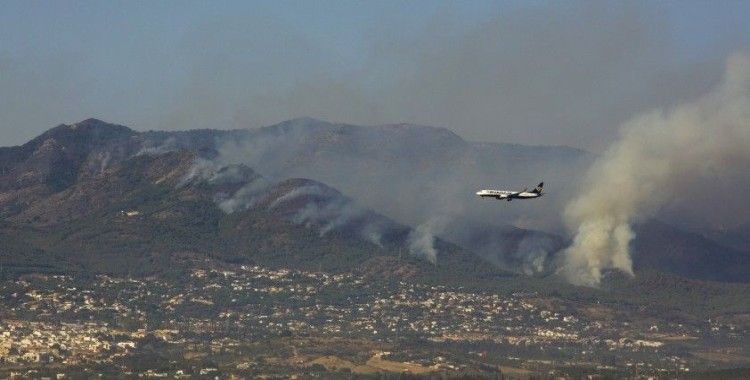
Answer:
top-left (1, 1), bottom-right (749, 149)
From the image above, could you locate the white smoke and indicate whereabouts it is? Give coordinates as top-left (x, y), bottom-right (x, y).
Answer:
top-left (268, 184), bottom-right (388, 247)
top-left (177, 158), bottom-right (220, 188)
top-left (216, 178), bottom-right (270, 213)
top-left (360, 222), bottom-right (385, 248)
top-left (408, 218), bottom-right (450, 264)
top-left (267, 185), bottom-right (326, 210)
top-left (562, 53), bottom-right (750, 286)
top-left (318, 201), bottom-right (367, 236)
top-left (136, 137), bottom-right (179, 156)
top-left (516, 234), bottom-right (557, 276)
top-left (175, 158), bottom-right (271, 213)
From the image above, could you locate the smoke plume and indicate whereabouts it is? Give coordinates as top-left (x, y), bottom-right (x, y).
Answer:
top-left (562, 53), bottom-right (750, 286)
top-left (212, 117), bottom-right (592, 271)
top-left (407, 218), bottom-right (451, 264)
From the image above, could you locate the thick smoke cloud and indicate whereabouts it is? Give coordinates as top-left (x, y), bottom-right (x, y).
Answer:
top-left (4, 2), bottom-right (738, 151)
top-left (562, 53), bottom-right (750, 286)
top-left (183, 2), bottom-right (725, 151)
top-left (213, 120), bottom-right (586, 272)
top-left (5, 3), bottom-right (747, 274)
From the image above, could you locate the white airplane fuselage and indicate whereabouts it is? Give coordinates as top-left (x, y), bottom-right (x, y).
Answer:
top-left (476, 182), bottom-right (544, 202)
top-left (476, 190), bottom-right (541, 200)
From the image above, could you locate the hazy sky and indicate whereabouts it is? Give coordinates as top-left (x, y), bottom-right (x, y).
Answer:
top-left (1, 0), bottom-right (749, 150)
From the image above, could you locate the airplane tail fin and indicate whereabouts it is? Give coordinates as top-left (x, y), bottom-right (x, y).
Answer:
top-left (532, 182), bottom-right (544, 194)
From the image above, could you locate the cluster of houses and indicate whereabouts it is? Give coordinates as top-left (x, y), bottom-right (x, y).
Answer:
top-left (0, 265), bottom-right (743, 376)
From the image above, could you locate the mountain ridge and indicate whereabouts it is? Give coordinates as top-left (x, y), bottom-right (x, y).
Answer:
top-left (1, 118), bottom-right (748, 287)
top-left (0, 146), bottom-right (518, 287)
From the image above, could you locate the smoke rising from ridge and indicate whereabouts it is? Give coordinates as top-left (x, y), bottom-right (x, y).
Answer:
top-left (212, 117), bottom-right (591, 271)
top-left (407, 217), bottom-right (451, 265)
top-left (562, 53), bottom-right (750, 286)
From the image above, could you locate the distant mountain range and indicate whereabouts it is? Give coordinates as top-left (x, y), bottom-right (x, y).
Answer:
top-left (1, 118), bottom-right (748, 287)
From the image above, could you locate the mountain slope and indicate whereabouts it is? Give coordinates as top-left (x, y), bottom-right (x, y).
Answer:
top-left (0, 119), bottom-right (139, 191)
top-left (438, 218), bottom-right (565, 275)
top-left (3, 120), bottom-right (750, 319)
top-left (3, 119), bottom-right (749, 285)
top-left (214, 118), bottom-right (593, 230)
top-left (632, 221), bottom-right (750, 283)
top-left (705, 222), bottom-right (750, 252)
top-left (0, 147), bottom-right (514, 285)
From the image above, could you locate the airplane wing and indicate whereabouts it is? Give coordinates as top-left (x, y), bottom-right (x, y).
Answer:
top-left (510, 188), bottom-right (527, 196)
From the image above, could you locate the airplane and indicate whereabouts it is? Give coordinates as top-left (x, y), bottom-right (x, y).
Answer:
top-left (476, 182), bottom-right (544, 202)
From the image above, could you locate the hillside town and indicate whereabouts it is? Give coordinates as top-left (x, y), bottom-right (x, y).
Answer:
top-left (1, 264), bottom-right (747, 378)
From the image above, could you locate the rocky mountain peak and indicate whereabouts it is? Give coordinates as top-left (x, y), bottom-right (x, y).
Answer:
top-left (35, 119), bottom-right (135, 144)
